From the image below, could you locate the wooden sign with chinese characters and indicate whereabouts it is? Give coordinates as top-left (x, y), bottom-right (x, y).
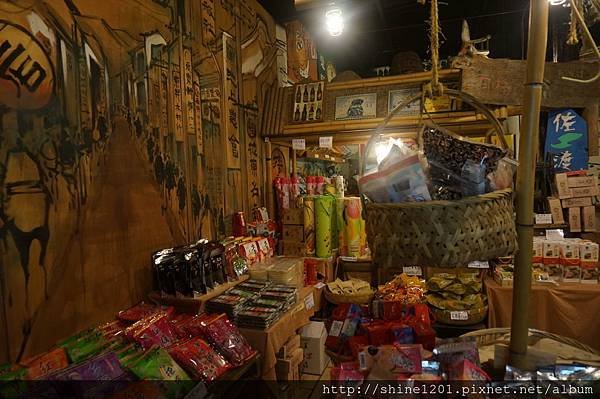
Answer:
top-left (171, 68), bottom-right (184, 141)
top-left (223, 32), bottom-right (241, 169)
top-left (160, 69), bottom-right (169, 137)
top-left (0, 21), bottom-right (55, 110)
top-left (545, 109), bottom-right (588, 172)
top-left (183, 48), bottom-right (195, 136)
top-left (193, 72), bottom-right (203, 155)
top-left (461, 57), bottom-right (600, 108)
top-left (200, 0), bottom-right (216, 45)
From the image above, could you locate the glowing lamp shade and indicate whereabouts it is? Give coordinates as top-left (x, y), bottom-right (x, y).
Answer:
top-left (548, 0), bottom-right (567, 5)
top-left (325, 8), bottom-right (344, 37)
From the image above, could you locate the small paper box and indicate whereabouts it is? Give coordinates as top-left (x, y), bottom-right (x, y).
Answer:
top-left (568, 207), bottom-right (581, 232)
top-left (583, 206), bottom-right (596, 232)
top-left (561, 197), bottom-right (592, 208)
top-left (555, 173), bottom-right (572, 198)
top-left (548, 198), bottom-right (565, 224)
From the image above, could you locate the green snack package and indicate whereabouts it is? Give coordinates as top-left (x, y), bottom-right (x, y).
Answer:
top-left (66, 330), bottom-right (109, 363)
top-left (127, 347), bottom-right (193, 399)
top-left (444, 283), bottom-right (467, 296)
top-left (0, 367), bottom-right (27, 399)
top-left (426, 294), bottom-right (446, 309)
top-left (439, 291), bottom-right (462, 301)
top-left (426, 275), bottom-right (454, 291)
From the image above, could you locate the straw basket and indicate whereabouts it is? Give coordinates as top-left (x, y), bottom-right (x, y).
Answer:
top-left (324, 287), bottom-right (374, 305)
top-left (461, 327), bottom-right (600, 355)
top-left (361, 89), bottom-right (517, 268)
top-left (431, 305), bottom-right (488, 326)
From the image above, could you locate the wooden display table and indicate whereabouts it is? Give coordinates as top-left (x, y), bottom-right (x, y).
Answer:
top-left (485, 276), bottom-right (600, 351)
top-left (147, 275), bottom-right (249, 313)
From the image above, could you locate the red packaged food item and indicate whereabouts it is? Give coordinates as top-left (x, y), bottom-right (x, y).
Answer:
top-left (330, 361), bottom-right (361, 381)
top-left (22, 347), bottom-right (69, 379)
top-left (359, 344), bottom-right (422, 375)
top-left (365, 322), bottom-right (390, 346)
top-left (125, 312), bottom-right (178, 349)
top-left (348, 336), bottom-right (369, 358)
top-left (117, 303), bottom-right (172, 322)
top-left (168, 338), bottom-right (232, 383)
top-left (198, 314), bottom-right (256, 365)
top-left (168, 313), bottom-right (195, 339)
top-left (448, 359), bottom-right (490, 381)
top-left (414, 323), bottom-right (436, 351)
top-left (389, 323), bottom-right (414, 344)
top-left (182, 313), bottom-right (217, 337)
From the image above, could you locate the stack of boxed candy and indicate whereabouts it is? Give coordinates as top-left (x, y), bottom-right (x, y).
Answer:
top-left (0, 302), bottom-right (256, 399)
top-left (325, 275), bottom-right (435, 362)
top-left (247, 257), bottom-right (304, 288)
top-left (493, 237), bottom-right (599, 285)
top-left (548, 170), bottom-right (598, 232)
top-left (205, 280), bottom-right (298, 329)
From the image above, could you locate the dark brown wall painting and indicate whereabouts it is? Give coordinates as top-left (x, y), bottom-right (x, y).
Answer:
top-left (0, 0), bottom-right (280, 362)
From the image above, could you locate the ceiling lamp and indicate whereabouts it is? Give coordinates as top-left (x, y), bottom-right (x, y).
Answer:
top-left (325, 7), bottom-right (344, 37)
top-left (548, 0), bottom-right (569, 6)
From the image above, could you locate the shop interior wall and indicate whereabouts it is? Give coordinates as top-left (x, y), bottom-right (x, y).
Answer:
top-left (0, 0), bottom-right (279, 363)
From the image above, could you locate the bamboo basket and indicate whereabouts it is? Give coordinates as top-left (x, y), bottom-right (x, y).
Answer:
top-left (360, 89), bottom-right (518, 268)
top-left (431, 305), bottom-right (488, 326)
top-left (461, 327), bottom-right (600, 355)
top-left (324, 287), bottom-right (374, 305)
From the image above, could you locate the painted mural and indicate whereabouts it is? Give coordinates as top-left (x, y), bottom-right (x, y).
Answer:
top-left (0, 0), bottom-right (280, 363)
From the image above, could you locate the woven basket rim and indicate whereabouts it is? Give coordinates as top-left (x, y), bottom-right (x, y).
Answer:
top-left (365, 188), bottom-right (513, 210)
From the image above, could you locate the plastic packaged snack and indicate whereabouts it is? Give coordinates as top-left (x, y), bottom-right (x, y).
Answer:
top-left (21, 347), bottom-right (69, 379)
top-left (60, 329), bottom-right (109, 364)
top-left (168, 338), bottom-right (232, 383)
top-left (199, 314), bottom-right (256, 365)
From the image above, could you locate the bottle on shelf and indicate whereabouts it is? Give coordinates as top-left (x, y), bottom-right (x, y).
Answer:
top-left (315, 104), bottom-right (322, 120)
top-left (294, 105), bottom-right (301, 121)
top-left (310, 85), bottom-right (316, 102)
top-left (295, 86), bottom-right (302, 103)
top-left (308, 104), bottom-right (315, 120)
top-left (301, 104), bottom-right (308, 121)
top-left (303, 85), bottom-right (309, 102)
top-left (317, 83), bottom-right (323, 101)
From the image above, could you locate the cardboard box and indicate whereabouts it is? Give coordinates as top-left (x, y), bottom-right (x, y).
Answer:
top-left (568, 207), bottom-right (582, 232)
top-left (282, 208), bottom-right (303, 225)
top-left (283, 240), bottom-right (305, 257)
top-left (563, 265), bottom-right (581, 283)
top-left (277, 334), bottom-right (301, 359)
top-left (548, 198), bottom-right (565, 224)
top-left (581, 264), bottom-right (599, 284)
top-left (583, 206), bottom-right (596, 232)
top-left (555, 173), bottom-right (571, 198)
top-left (275, 348), bottom-right (304, 381)
top-left (567, 175), bottom-right (597, 188)
top-left (283, 224), bottom-right (304, 242)
top-left (545, 264), bottom-right (563, 282)
top-left (312, 282), bottom-right (326, 312)
top-left (571, 185), bottom-right (599, 198)
top-left (299, 321), bottom-right (329, 375)
top-left (562, 197), bottom-right (593, 208)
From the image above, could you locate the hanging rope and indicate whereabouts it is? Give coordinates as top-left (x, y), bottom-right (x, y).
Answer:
top-left (567, 0), bottom-right (580, 45)
top-left (420, 0), bottom-right (443, 97)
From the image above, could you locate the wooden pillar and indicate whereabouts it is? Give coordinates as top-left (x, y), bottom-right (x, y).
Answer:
top-left (265, 140), bottom-right (274, 219)
top-left (584, 103), bottom-right (599, 156)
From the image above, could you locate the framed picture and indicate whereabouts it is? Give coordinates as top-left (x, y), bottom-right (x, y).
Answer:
top-left (292, 81), bottom-right (325, 123)
top-left (334, 93), bottom-right (377, 120)
top-left (388, 88), bottom-right (421, 116)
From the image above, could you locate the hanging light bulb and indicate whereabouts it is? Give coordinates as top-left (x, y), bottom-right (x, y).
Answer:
top-left (325, 7), bottom-right (344, 37)
top-left (548, 0), bottom-right (568, 6)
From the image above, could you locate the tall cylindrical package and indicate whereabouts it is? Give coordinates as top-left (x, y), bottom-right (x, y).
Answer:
top-left (336, 197), bottom-right (347, 256)
top-left (303, 196), bottom-right (316, 256)
top-left (344, 197), bottom-right (363, 257)
top-left (315, 195), bottom-right (334, 258)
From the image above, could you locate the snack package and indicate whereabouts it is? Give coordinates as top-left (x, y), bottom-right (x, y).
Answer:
top-left (348, 336), bottom-right (369, 358)
top-left (59, 329), bottom-right (109, 364)
top-left (168, 338), bottom-right (232, 383)
top-left (359, 344), bottom-right (422, 375)
top-left (117, 302), bottom-right (163, 322)
top-left (389, 324), bottom-right (414, 345)
top-left (448, 358), bottom-right (490, 381)
top-left (433, 337), bottom-right (480, 372)
top-left (48, 352), bottom-right (124, 380)
top-left (199, 314), bottom-right (256, 365)
top-left (21, 347), bottom-right (69, 380)
top-left (125, 311), bottom-right (178, 350)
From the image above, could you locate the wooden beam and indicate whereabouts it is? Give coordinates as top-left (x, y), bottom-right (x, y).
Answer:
top-left (327, 69), bottom-right (461, 90)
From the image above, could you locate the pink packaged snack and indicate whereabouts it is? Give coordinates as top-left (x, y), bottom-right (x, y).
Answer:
top-left (117, 303), bottom-right (173, 322)
top-left (199, 314), bottom-right (256, 366)
top-left (168, 338), bottom-right (232, 383)
top-left (125, 312), bottom-right (178, 350)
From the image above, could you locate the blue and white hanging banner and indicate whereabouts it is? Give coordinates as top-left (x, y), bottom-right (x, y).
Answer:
top-left (545, 109), bottom-right (588, 172)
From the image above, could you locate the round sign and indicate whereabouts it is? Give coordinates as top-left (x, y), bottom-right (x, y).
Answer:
top-left (0, 21), bottom-right (55, 110)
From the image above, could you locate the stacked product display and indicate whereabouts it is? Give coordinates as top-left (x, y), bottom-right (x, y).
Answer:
top-left (0, 303), bottom-right (256, 398)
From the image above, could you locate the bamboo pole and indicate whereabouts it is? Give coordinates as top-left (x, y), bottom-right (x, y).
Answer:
top-left (509, 0), bottom-right (549, 370)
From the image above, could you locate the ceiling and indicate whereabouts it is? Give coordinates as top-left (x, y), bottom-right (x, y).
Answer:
top-left (259, 0), bottom-right (594, 77)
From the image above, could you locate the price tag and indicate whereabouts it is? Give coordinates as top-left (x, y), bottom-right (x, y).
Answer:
top-left (468, 261), bottom-right (490, 269)
top-left (330, 320), bottom-right (343, 337)
top-left (292, 138), bottom-right (305, 150)
top-left (546, 229), bottom-right (564, 240)
top-left (402, 266), bottom-right (422, 276)
top-left (450, 311), bottom-right (469, 321)
top-left (304, 293), bottom-right (315, 310)
top-left (319, 136), bottom-right (333, 148)
top-left (535, 214), bottom-right (553, 225)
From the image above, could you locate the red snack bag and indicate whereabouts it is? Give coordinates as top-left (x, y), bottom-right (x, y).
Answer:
top-left (448, 358), bottom-right (490, 381)
top-left (366, 322), bottom-right (390, 346)
top-left (168, 338), bottom-right (232, 383)
top-left (118, 303), bottom-right (172, 322)
top-left (330, 361), bottom-right (360, 381)
top-left (389, 323), bottom-right (414, 344)
top-left (168, 313), bottom-right (195, 339)
top-left (182, 313), bottom-right (218, 337)
top-left (414, 323), bottom-right (436, 351)
top-left (198, 314), bottom-right (256, 365)
top-left (348, 336), bottom-right (369, 358)
top-left (22, 347), bottom-right (69, 379)
top-left (127, 312), bottom-right (178, 349)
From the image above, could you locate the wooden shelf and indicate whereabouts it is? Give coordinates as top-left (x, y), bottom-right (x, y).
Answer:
top-left (533, 223), bottom-right (568, 229)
